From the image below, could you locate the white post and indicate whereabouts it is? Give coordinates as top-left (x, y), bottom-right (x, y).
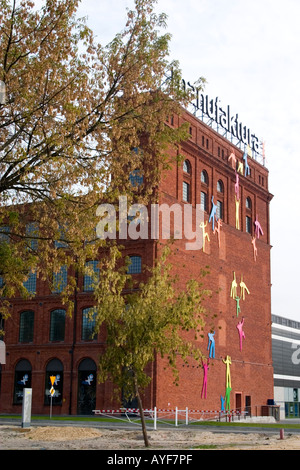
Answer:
top-left (186, 407), bottom-right (189, 425)
top-left (154, 407), bottom-right (157, 430)
top-left (175, 406), bottom-right (178, 427)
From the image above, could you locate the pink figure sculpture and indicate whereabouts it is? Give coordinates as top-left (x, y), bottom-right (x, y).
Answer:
top-left (234, 171), bottom-right (240, 200)
top-left (228, 151), bottom-right (236, 169)
top-left (254, 216), bottom-right (264, 239)
top-left (252, 237), bottom-right (257, 261)
top-left (201, 358), bottom-right (209, 399)
top-left (236, 317), bottom-right (246, 351)
top-left (213, 218), bottom-right (222, 247)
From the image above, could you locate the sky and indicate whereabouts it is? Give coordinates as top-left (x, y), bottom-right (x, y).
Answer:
top-left (76, 0), bottom-right (300, 322)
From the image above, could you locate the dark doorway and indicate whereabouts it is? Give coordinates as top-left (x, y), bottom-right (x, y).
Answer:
top-left (77, 358), bottom-right (97, 415)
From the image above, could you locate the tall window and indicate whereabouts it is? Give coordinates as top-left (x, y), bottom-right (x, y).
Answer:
top-left (201, 170), bottom-right (208, 184)
top-left (129, 169), bottom-right (143, 187)
top-left (52, 265), bottom-right (67, 293)
top-left (201, 191), bottom-right (208, 212)
top-left (50, 309), bottom-right (66, 341)
top-left (217, 179), bottom-right (224, 193)
top-left (183, 181), bottom-right (190, 202)
top-left (245, 197), bottom-right (253, 234)
top-left (127, 255), bottom-right (142, 274)
top-left (82, 307), bottom-right (97, 340)
top-left (183, 159), bottom-right (191, 174)
top-left (26, 222), bottom-right (38, 251)
top-left (19, 310), bottom-right (34, 343)
top-left (217, 200), bottom-right (223, 220)
top-left (84, 261), bottom-right (100, 291)
top-left (23, 271), bottom-right (37, 295)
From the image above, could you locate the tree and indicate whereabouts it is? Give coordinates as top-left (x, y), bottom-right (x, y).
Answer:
top-left (0, 0), bottom-right (205, 320)
top-left (93, 245), bottom-right (211, 447)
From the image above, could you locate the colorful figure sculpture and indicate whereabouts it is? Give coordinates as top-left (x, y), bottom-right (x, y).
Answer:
top-left (220, 395), bottom-right (225, 412)
top-left (235, 196), bottom-right (240, 230)
top-left (209, 196), bottom-right (217, 231)
top-left (252, 237), bottom-right (257, 261)
top-left (207, 331), bottom-right (215, 358)
top-left (230, 272), bottom-right (238, 299)
top-left (223, 355), bottom-right (231, 388)
top-left (234, 171), bottom-right (240, 200)
top-left (199, 221), bottom-right (210, 251)
top-left (254, 216), bottom-right (264, 239)
top-left (243, 150), bottom-right (250, 177)
top-left (213, 218), bottom-right (222, 247)
top-left (240, 276), bottom-right (250, 300)
top-left (228, 151), bottom-right (236, 169)
top-left (201, 358), bottom-right (209, 399)
top-left (235, 296), bottom-right (241, 317)
top-left (237, 160), bottom-right (243, 175)
top-left (225, 386), bottom-right (232, 411)
top-left (236, 317), bottom-right (246, 351)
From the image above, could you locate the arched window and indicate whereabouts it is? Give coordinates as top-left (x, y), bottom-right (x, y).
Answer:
top-left (44, 358), bottom-right (63, 405)
top-left (183, 159), bottom-right (191, 174)
top-left (246, 197), bottom-right (252, 209)
top-left (19, 310), bottom-right (34, 343)
top-left (82, 307), bottom-right (97, 340)
top-left (201, 170), bottom-right (208, 185)
top-left (77, 358), bottom-right (97, 415)
top-left (49, 309), bottom-right (66, 341)
top-left (13, 359), bottom-right (32, 404)
top-left (127, 255), bottom-right (142, 274)
top-left (217, 179), bottom-right (224, 193)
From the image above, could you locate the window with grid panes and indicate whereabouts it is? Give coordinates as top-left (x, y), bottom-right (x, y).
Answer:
top-left (23, 271), bottom-right (36, 295)
top-left (183, 181), bottom-right (190, 202)
top-left (82, 307), bottom-right (97, 340)
top-left (84, 261), bottom-right (100, 291)
top-left (127, 255), bottom-right (142, 274)
top-left (52, 265), bottom-right (67, 293)
top-left (19, 310), bottom-right (34, 343)
top-left (50, 309), bottom-right (66, 341)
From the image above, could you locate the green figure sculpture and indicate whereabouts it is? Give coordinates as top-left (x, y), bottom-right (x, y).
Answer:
top-left (235, 296), bottom-right (241, 317)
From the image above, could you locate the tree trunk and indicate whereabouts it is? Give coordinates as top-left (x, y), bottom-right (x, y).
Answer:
top-left (134, 377), bottom-right (149, 448)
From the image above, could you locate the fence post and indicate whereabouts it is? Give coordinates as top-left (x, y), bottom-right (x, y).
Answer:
top-left (186, 407), bottom-right (188, 425)
top-left (154, 407), bottom-right (157, 430)
top-left (175, 407), bottom-right (178, 427)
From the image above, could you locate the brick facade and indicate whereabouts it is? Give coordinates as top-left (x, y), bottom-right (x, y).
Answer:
top-left (0, 108), bottom-right (273, 416)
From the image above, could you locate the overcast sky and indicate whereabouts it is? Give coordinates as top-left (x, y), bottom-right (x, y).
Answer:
top-left (77, 0), bottom-right (300, 322)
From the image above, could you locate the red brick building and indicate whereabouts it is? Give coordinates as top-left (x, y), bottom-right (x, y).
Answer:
top-left (0, 103), bottom-right (274, 417)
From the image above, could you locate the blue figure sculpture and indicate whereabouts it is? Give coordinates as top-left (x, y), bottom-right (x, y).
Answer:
top-left (207, 331), bottom-right (215, 358)
top-left (220, 395), bottom-right (225, 412)
top-left (209, 196), bottom-right (217, 231)
top-left (243, 150), bottom-right (250, 177)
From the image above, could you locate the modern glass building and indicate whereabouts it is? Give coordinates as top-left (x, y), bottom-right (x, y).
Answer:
top-left (272, 314), bottom-right (300, 419)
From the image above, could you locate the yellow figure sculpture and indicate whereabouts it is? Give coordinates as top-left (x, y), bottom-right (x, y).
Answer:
top-left (230, 272), bottom-right (238, 299)
top-left (223, 355), bottom-right (232, 388)
top-left (235, 196), bottom-right (240, 230)
top-left (199, 221), bottom-right (210, 251)
top-left (237, 161), bottom-right (243, 175)
top-left (240, 275), bottom-right (250, 300)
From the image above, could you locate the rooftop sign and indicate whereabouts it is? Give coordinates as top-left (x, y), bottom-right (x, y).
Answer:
top-left (166, 71), bottom-right (265, 165)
